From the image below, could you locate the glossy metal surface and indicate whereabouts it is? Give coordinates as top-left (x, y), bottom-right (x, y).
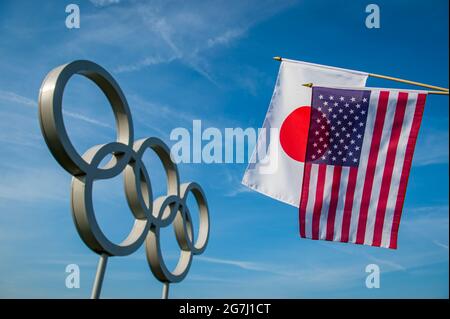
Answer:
top-left (38, 60), bottom-right (210, 296)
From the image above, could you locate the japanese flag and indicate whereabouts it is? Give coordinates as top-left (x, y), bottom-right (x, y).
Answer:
top-left (242, 59), bottom-right (368, 207)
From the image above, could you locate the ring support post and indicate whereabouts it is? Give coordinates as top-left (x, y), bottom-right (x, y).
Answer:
top-left (161, 282), bottom-right (170, 299)
top-left (91, 253), bottom-right (108, 299)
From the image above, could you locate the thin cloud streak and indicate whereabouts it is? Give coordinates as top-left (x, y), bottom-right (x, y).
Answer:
top-left (413, 131), bottom-right (449, 166)
top-left (80, 0), bottom-right (297, 82)
top-left (0, 89), bottom-right (112, 129)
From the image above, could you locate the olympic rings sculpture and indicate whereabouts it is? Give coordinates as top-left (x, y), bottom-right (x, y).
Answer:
top-left (38, 60), bottom-right (210, 285)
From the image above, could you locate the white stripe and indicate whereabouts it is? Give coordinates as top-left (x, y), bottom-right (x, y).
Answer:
top-left (363, 91), bottom-right (399, 245)
top-left (380, 93), bottom-right (419, 248)
top-left (305, 164), bottom-right (319, 238)
top-left (281, 58), bottom-right (369, 77)
top-left (319, 166), bottom-right (334, 239)
top-left (333, 167), bottom-right (350, 241)
top-left (349, 91), bottom-right (380, 242)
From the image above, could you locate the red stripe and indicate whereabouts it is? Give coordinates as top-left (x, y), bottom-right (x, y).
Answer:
top-left (299, 163), bottom-right (312, 238)
top-left (312, 165), bottom-right (327, 240)
top-left (372, 92), bottom-right (409, 246)
top-left (326, 166), bottom-right (342, 241)
top-left (389, 93), bottom-right (427, 249)
top-left (340, 167), bottom-right (358, 242)
top-left (356, 91), bottom-right (390, 244)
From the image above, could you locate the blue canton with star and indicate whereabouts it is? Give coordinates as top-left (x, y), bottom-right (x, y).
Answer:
top-left (306, 87), bottom-right (371, 167)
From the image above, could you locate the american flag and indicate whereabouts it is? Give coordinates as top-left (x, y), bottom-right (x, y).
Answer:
top-left (299, 86), bottom-right (427, 249)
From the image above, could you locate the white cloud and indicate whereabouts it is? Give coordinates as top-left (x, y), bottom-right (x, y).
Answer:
top-left (0, 89), bottom-right (36, 107)
top-left (63, 110), bottom-right (113, 129)
top-left (414, 131), bottom-right (449, 166)
top-left (0, 89), bottom-right (112, 129)
top-left (70, 0), bottom-right (297, 81)
top-left (433, 240), bottom-right (449, 250)
top-left (197, 256), bottom-right (265, 270)
top-left (0, 166), bottom-right (67, 202)
top-left (90, 0), bottom-right (121, 7)
top-left (114, 55), bottom-right (177, 73)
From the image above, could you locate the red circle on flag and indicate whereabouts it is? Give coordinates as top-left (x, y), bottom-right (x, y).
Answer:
top-left (279, 106), bottom-right (311, 162)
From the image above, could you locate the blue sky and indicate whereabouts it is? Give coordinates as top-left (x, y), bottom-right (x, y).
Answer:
top-left (0, 0), bottom-right (448, 298)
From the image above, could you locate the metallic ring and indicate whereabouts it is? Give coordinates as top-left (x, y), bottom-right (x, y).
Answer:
top-left (38, 60), bottom-right (210, 283)
top-left (146, 182), bottom-right (210, 282)
top-left (38, 60), bottom-right (133, 176)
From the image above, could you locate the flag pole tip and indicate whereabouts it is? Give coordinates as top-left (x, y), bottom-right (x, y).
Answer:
top-left (302, 83), bottom-right (313, 88)
top-left (273, 56), bottom-right (282, 61)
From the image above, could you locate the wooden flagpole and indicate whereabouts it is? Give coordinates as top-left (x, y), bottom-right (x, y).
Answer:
top-left (301, 82), bottom-right (449, 95)
top-left (273, 56), bottom-right (449, 94)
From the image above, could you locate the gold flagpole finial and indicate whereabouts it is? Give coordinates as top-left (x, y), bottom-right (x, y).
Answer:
top-left (273, 56), bottom-right (282, 61)
top-left (302, 83), bottom-right (313, 88)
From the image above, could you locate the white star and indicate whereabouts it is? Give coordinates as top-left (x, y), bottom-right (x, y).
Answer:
top-left (339, 139), bottom-right (344, 143)
top-left (337, 120), bottom-right (342, 125)
top-left (344, 145), bottom-right (349, 150)
top-left (335, 132), bottom-right (340, 137)
top-left (321, 125), bottom-right (325, 130)
top-left (329, 95), bottom-right (334, 100)
top-left (352, 128), bottom-right (357, 132)
top-left (332, 156), bottom-right (336, 161)
top-left (331, 126), bottom-right (335, 131)
top-left (349, 152), bottom-right (353, 156)
top-left (316, 118), bottom-right (321, 123)
top-left (339, 109), bottom-right (343, 113)
top-left (333, 144), bottom-right (338, 149)
top-left (325, 132), bottom-right (329, 136)
top-left (351, 97), bottom-right (356, 102)
top-left (359, 122), bottom-right (364, 127)
top-left (338, 151), bottom-right (342, 155)
top-left (353, 158), bottom-right (358, 163)
top-left (349, 109), bottom-right (354, 114)
top-left (363, 97), bottom-right (368, 103)
top-left (339, 96), bottom-right (345, 101)
top-left (354, 116), bottom-right (359, 120)
top-left (321, 156), bottom-right (326, 160)
top-left (328, 108), bottom-right (332, 112)
top-left (318, 107), bottom-right (322, 111)
top-left (313, 143), bottom-right (318, 147)
top-left (323, 101), bottom-right (328, 106)
top-left (319, 95), bottom-right (324, 100)
top-left (343, 115), bottom-right (348, 119)
top-left (357, 134), bottom-right (362, 139)
top-left (345, 103), bottom-right (350, 107)
top-left (312, 155), bottom-right (316, 159)
top-left (341, 127), bottom-right (346, 132)
top-left (334, 102), bottom-right (339, 107)
top-left (315, 131), bottom-right (319, 135)
top-left (329, 138), bottom-right (334, 142)
top-left (355, 146), bottom-right (360, 151)
top-left (356, 103), bottom-right (361, 108)
top-left (322, 113), bottom-right (326, 118)
top-left (317, 149), bottom-right (322, 154)
top-left (346, 133), bottom-right (350, 138)
top-left (361, 110), bottom-right (366, 115)
top-left (319, 137), bottom-right (324, 142)
top-left (350, 140), bottom-right (355, 144)
top-left (332, 114), bottom-right (337, 118)
top-left (343, 157), bottom-right (347, 161)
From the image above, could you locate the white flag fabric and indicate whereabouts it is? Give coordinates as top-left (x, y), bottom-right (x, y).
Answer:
top-left (242, 59), bottom-right (368, 207)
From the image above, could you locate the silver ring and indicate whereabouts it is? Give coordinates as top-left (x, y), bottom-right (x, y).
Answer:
top-left (38, 60), bottom-right (210, 283)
